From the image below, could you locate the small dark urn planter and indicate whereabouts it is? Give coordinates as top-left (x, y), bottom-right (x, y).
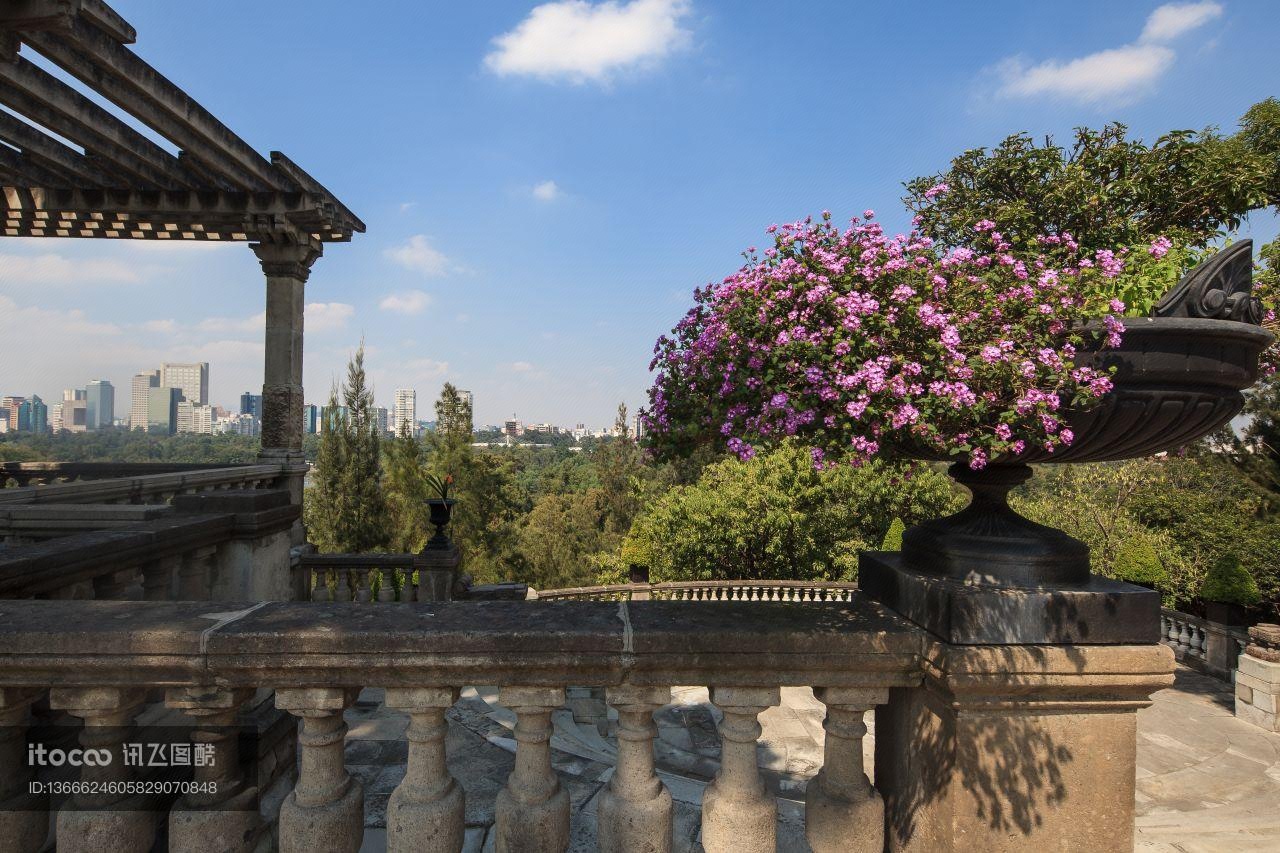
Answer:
top-left (862, 240), bottom-right (1273, 644)
top-left (425, 498), bottom-right (456, 549)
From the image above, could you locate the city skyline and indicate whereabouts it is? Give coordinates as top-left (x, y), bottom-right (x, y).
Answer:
top-left (2, 1), bottom-right (1279, 425)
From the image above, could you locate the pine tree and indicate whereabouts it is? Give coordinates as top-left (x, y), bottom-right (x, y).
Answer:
top-left (384, 420), bottom-right (430, 552)
top-left (303, 343), bottom-right (389, 552)
top-left (435, 382), bottom-right (473, 442)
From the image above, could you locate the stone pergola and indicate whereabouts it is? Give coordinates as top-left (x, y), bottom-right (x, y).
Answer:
top-left (0, 0), bottom-right (363, 511)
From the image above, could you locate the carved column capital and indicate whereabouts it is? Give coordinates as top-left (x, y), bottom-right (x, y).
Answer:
top-left (250, 241), bottom-right (322, 282)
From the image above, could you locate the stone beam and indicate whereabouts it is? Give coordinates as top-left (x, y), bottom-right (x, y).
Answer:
top-left (0, 107), bottom-right (115, 185)
top-left (0, 598), bottom-right (927, 690)
top-left (25, 18), bottom-right (280, 192)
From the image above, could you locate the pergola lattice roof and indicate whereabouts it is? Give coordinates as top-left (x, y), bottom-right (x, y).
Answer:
top-left (0, 0), bottom-right (364, 244)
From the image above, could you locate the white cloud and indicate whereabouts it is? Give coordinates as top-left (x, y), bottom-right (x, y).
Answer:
top-left (994, 2), bottom-right (1223, 104)
top-left (379, 290), bottom-right (433, 315)
top-left (306, 302), bottom-right (355, 333)
top-left (405, 358), bottom-right (450, 379)
top-left (510, 361), bottom-right (535, 373)
top-left (532, 180), bottom-right (562, 201)
top-left (196, 312), bottom-right (265, 335)
top-left (143, 318), bottom-right (179, 334)
top-left (398, 201), bottom-right (418, 213)
top-left (1141, 2), bottom-right (1223, 42)
top-left (0, 251), bottom-right (143, 284)
top-left (384, 235), bottom-right (453, 277)
top-left (484, 0), bottom-right (692, 84)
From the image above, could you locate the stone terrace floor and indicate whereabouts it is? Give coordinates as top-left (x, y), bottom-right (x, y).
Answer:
top-left (346, 666), bottom-right (1280, 852)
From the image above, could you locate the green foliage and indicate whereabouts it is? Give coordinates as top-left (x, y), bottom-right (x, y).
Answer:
top-left (904, 103), bottom-right (1279, 257)
top-left (623, 444), bottom-right (961, 582)
top-left (880, 517), bottom-right (906, 551)
top-left (1201, 554), bottom-right (1262, 606)
top-left (1110, 538), bottom-right (1168, 588)
top-left (304, 343), bottom-right (389, 553)
top-left (381, 423), bottom-right (432, 553)
top-left (0, 430), bottom-right (260, 464)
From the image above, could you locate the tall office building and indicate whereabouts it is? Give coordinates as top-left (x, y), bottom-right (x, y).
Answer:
top-left (240, 392), bottom-right (263, 418)
top-left (130, 371), bottom-right (160, 430)
top-left (302, 404), bottom-right (319, 435)
top-left (177, 400), bottom-right (214, 434)
top-left (393, 388), bottom-right (416, 436)
top-left (146, 387), bottom-right (181, 435)
top-left (17, 396), bottom-right (47, 433)
top-left (160, 362), bottom-right (209, 405)
top-left (59, 389), bottom-right (87, 433)
top-left (2, 396), bottom-right (24, 431)
top-left (374, 406), bottom-right (389, 436)
top-left (85, 380), bottom-right (114, 430)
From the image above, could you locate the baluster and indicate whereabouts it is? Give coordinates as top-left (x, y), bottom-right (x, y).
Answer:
top-left (806, 688), bottom-right (886, 852)
top-left (1177, 621), bottom-right (1191, 653)
top-left (177, 546), bottom-right (217, 600)
top-left (1191, 625), bottom-right (1206, 658)
top-left (1166, 616), bottom-right (1179, 646)
top-left (49, 687), bottom-right (155, 853)
top-left (703, 687), bottom-right (780, 853)
top-left (334, 570), bottom-right (354, 602)
top-left (355, 569), bottom-right (373, 603)
top-left (377, 569), bottom-right (397, 603)
top-left (598, 686), bottom-right (672, 853)
top-left (165, 686), bottom-right (258, 853)
top-left (276, 687), bottom-right (363, 853)
top-left (0, 687), bottom-right (48, 853)
top-left (311, 569), bottom-right (331, 602)
top-left (93, 567), bottom-right (144, 601)
top-left (494, 687), bottom-right (570, 853)
top-left (1158, 615), bottom-right (1168, 644)
top-left (142, 555), bottom-right (180, 601)
top-left (384, 688), bottom-right (464, 853)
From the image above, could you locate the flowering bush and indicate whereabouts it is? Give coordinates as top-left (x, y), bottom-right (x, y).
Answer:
top-left (644, 206), bottom-right (1150, 470)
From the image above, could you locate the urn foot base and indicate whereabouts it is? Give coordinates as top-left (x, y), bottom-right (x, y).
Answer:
top-left (859, 552), bottom-right (1160, 645)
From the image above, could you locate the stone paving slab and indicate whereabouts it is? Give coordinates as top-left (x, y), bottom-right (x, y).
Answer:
top-left (351, 666), bottom-right (1280, 852)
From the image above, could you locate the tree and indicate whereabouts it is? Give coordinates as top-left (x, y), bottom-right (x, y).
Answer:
top-left (303, 343), bottom-right (389, 552)
top-left (435, 383), bottom-right (473, 441)
top-left (904, 100), bottom-right (1280, 256)
top-left (516, 489), bottom-right (615, 590)
top-left (623, 444), bottom-right (960, 582)
top-left (383, 421), bottom-right (432, 552)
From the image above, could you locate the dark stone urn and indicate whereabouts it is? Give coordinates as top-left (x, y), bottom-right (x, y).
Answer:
top-left (861, 240), bottom-right (1273, 645)
top-left (416, 498), bottom-right (459, 602)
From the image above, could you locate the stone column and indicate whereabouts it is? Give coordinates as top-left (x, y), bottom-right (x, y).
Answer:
top-left (875, 644), bottom-right (1173, 853)
top-left (251, 240), bottom-right (321, 546)
top-left (384, 687), bottom-right (463, 853)
top-left (494, 686), bottom-right (570, 853)
top-left (92, 568), bottom-right (143, 601)
top-left (805, 687), bottom-right (886, 853)
top-left (49, 686), bottom-right (155, 853)
top-left (415, 546), bottom-right (460, 603)
top-left (0, 687), bottom-right (47, 853)
top-left (597, 685), bottom-right (672, 853)
top-left (276, 687), bottom-right (362, 853)
top-left (165, 686), bottom-right (258, 853)
top-left (702, 686), bottom-right (780, 853)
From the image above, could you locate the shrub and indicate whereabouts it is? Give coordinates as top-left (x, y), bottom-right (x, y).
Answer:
top-left (1200, 554), bottom-right (1262, 606)
top-left (1110, 538), bottom-right (1168, 588)
top-left (881, 517), bottom-right (906, 551)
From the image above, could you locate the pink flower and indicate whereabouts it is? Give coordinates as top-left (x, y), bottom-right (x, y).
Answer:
top-left (1149, 236), bottom-right (1172, 259)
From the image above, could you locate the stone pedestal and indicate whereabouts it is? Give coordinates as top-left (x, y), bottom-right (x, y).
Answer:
top-left (0, 687), bottom-right (48, 853)
top-left (874, 644), bottom-right (1173, 853)
top-left (415, 545), bottom-right (460, 603)
top-left (173, 490), bottom-right (296, 601)
top-left (1236, 625), bottom-right (1280, 732)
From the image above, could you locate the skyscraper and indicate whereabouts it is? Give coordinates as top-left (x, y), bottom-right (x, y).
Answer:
top-left (146, 387), bottom-right (181, 435)
top-left (85, 380), bottom-right (114, 430)
top-left (393, 388), bottom-right (416, 436)
top-left (58, 389), bottom-right (87, 433)
top-left (374, 406), bottom-right (389, 436)
top-left (160, 362), bottom-right (209, 405)
top-left (17, 396), bottom-right (47, 433)
top-left (302, 404), bottom-right (319, 435)
top-left (130, 371), bottom-right (160, 430)
top-left (240, 392), bottom-right (263, 418)
top-left (2, 396), bottom-right (25, 431)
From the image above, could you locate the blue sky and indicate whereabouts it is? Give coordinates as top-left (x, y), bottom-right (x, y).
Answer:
top-left (2, 0), bottom-right (1278, 427)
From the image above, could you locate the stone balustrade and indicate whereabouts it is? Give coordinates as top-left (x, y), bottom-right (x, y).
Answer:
top-left (0, 597), bottom-right (922, 853)
top-left (533, 580), bottom-right (859, 602)
top-left (0, 489), bottom-right (299, 601)
top-left (299, 554), bottom-right (418, 602)
top-left (1161, 607), bottom-right (1249, 681)
top-left (0, 463), bottom-right (284, 507)
top-left (0, 596), bottom-right (1175, 852)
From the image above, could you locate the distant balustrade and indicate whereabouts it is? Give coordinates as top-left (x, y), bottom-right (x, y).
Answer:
top-left (1161, 607), bottom-right (1250, 681)
top-left (0, 463), bottom-right (284, 506)
top-left (533, 579), bottom-right (859, 603)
